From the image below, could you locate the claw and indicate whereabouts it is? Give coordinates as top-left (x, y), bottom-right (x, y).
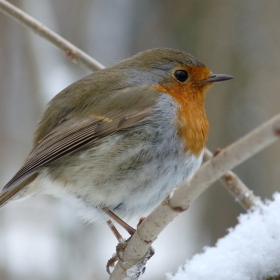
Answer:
top-left (106, 238), bottom-right (129, 275)
top-left (106, 238), bottom-right (155, 276)
top-left (106, 253), bottom-right (118, 275)
top-left (116, 236), bottom-right (131, 261)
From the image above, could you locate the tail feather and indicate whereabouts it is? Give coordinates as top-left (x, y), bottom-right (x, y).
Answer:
top-left (0, 173), bottom-right (38, 207)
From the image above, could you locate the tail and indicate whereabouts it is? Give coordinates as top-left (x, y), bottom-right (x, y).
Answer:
top-left (0, 174), bottom-right (38, 207)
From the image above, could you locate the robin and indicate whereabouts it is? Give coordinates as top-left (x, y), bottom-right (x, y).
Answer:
top-left (0, 48), bottom-right (232, 234)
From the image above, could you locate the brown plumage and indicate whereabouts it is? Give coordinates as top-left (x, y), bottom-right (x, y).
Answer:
top-left (0, 48), bottom-right (233, 228)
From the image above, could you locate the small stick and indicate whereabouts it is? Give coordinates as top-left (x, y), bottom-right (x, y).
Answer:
top-left (204, 148), bottom-right (257, 210)
top-left (0, 0), bottom-right (104, 71)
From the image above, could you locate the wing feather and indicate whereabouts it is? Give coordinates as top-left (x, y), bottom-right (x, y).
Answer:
top-left (1, 109), bottom-right (152, 193)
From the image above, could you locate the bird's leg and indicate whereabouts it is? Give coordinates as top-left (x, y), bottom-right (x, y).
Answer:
top-left (106, 220), bottom-right (124, 275)
top-left (101, 207), bottom-right (136, 235)
top-left (106, 220), bottom-right (123, 241)
top-left (104, 213), bottom-right (154, 276)
top-left (102, 209), bottom-right (136, 275)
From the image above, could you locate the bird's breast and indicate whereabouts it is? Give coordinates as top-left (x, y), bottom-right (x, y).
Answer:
top-left (152, 85), bottom-right (209, 156)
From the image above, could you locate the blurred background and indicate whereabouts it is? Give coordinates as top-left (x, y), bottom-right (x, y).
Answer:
top-left (0, 0), bottom-right (280, 279)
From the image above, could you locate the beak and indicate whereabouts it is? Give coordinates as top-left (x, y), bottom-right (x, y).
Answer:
top-left (201, 73), bottom-right (233, 84)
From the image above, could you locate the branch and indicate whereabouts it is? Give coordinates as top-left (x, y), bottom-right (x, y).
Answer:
top-left (0, 0), bottom-right (104, 71)
top-left (204, 149), bottom-right (257, 210)
top-left (109, 114), bottom-right (280, 279)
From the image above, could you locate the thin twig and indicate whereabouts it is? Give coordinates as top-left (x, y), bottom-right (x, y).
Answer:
top-left (204, 149), bottom-right (257, 210)
top-left (110, 114), bottom-right (280, 279)
top-left (0, 0), bottom-right (104, 71)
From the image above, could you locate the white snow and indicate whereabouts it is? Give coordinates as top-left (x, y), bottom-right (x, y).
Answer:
top-left (167, 192), bottom-right (280, 280)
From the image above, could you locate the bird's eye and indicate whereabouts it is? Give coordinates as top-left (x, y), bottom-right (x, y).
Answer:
top-left (174, 70), bottom-right (188, 82)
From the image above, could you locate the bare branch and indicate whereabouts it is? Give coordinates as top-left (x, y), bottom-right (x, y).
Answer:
top-left (110, 114), bottom-right (280, 279)
top-left (204, 149), bottom-right (257, 210)
top-left (0, 0), bottom-right (104, 71)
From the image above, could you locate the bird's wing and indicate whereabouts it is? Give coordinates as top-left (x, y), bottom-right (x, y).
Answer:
top-left (1, 108), bottom-right (152, 195)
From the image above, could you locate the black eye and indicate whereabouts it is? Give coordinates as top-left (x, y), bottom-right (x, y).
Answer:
top-left (174, 70), bottom-right (188, 82)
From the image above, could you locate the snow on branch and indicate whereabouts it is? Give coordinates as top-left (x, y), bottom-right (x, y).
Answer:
top-left (167, 192), bottom-right (280, 280)
top-left (0, 0), bottom-right (104, 71)
top-left (110, 114), bottom-right (280, 279)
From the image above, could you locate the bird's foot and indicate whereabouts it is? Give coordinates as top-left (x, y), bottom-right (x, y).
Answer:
top-left (106, 237), bottom-right (155, 276)
top-left (106, 237), bottom-right (130, 275)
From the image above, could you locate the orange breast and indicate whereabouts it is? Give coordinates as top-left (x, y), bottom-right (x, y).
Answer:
top-left (152, 66), bottom-right (211, 156)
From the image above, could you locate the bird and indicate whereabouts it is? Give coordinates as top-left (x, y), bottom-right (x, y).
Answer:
top-left (0, 48), bottom-right (233, 234)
